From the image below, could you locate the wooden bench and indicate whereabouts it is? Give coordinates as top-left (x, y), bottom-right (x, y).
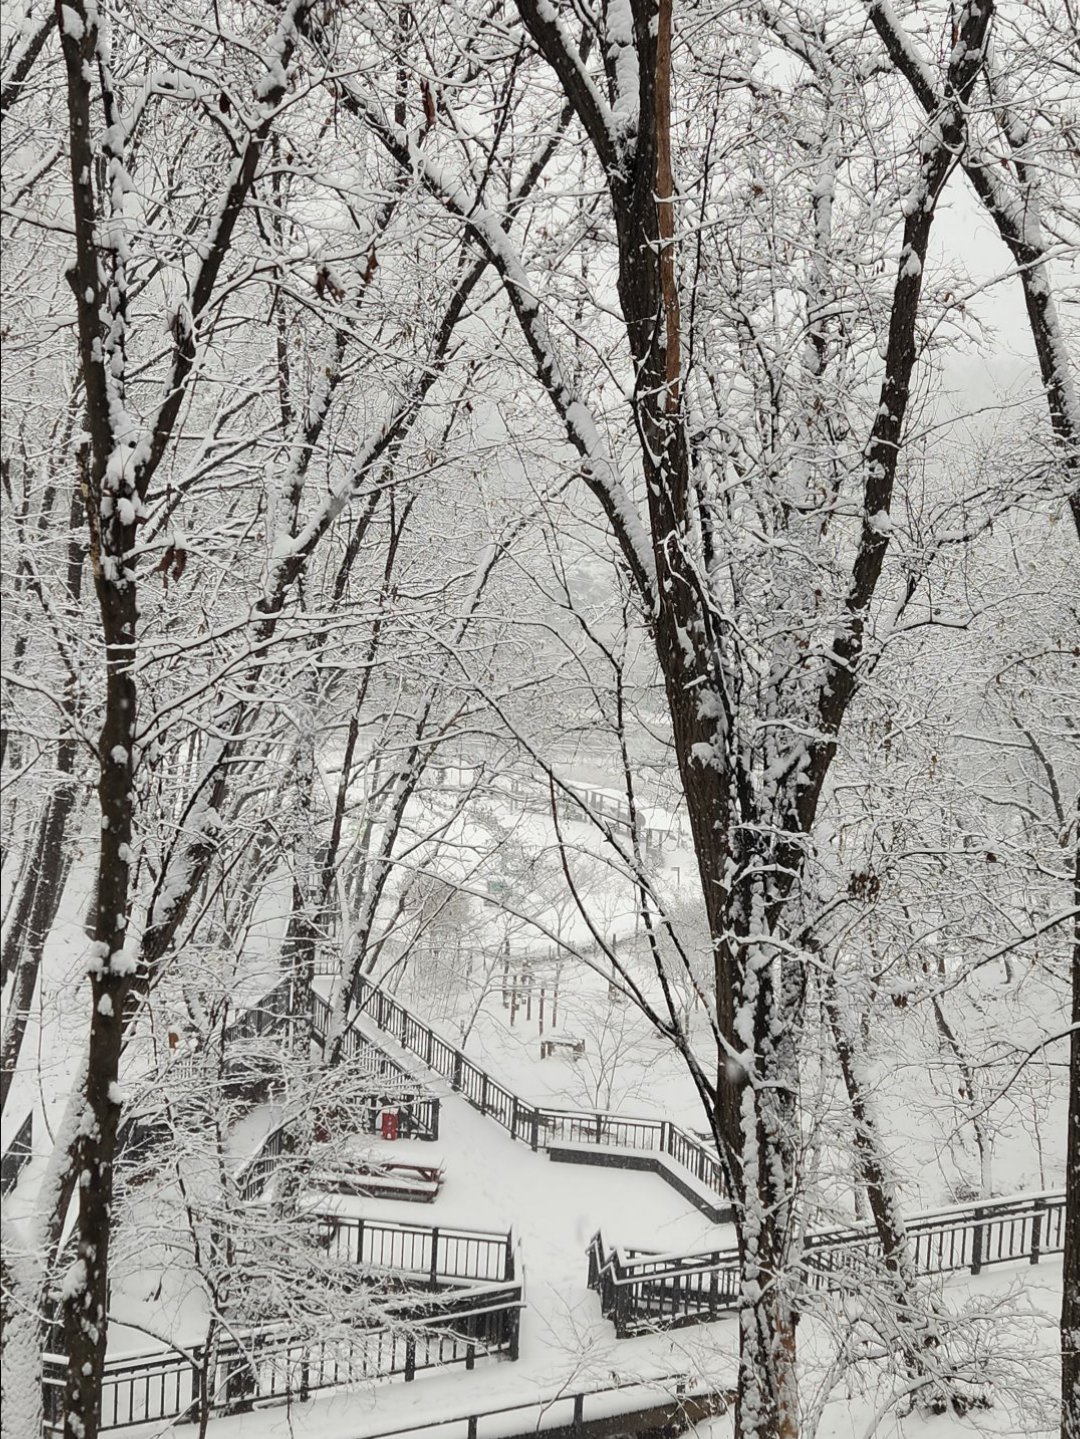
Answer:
top-left (311, 1158), bottom-right (445, 1204)
top-left (540, 1036), bottom-right (585, 1060)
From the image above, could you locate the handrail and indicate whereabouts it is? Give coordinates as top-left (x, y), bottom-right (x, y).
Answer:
top-left (309, 989), bottom-right (441, 1139)
top-left (342, 975), bottom-right (728, 1206)
top-left (41, 1277), bottom-right (523, 1432)
top-left (314, 1213), bottom-right (517, 1286)
top-left (588, 1189), bottom-right (1067, 1335)
top-left (321, 1372), bottom-right (729, 1439)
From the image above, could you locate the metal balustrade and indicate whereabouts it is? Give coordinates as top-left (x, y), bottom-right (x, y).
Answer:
top-left (340, 974), bottom-right (728, 1212)
top-left (587, 1189), bottom-right (1067, 1335)
top-left (42, 1283), bottom-right (522, 1433)
top-left (42, 1210), bottom-right (520, 1431)
top-left (317, 1216), bottom-right (515, 1286)
top-left (308, 989), bottom-right (441, 1139)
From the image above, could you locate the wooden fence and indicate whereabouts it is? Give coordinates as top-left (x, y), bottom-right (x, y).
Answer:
top-left (587, 1189), bottom-right (1067, 1336)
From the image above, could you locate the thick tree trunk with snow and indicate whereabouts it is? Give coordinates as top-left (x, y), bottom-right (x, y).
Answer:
top-left (61, 578), bottom-right (139, 1437)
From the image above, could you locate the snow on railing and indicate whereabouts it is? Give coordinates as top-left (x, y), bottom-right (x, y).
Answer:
top-left (41, 1210), bottom-right (520, 1432)
top-left (342, 973), bottom-right (728, 1212)
top-left (308, 988), bottom-right (441, 1139)
top-left (587, 1188), bottom-right (1067, 1335)
top-left (42, 1272), bottom-right (523, 1433)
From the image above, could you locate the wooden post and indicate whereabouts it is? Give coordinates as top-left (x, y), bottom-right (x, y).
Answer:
top-left (573, 1393), bottom-right (585, 1431)
top-left (1031, 1198), bottom-right (1043, 1265)
top-left (539, 986), bottom-right (545, 1035)
top-left (971, 1208), bottom-right (984, 1275)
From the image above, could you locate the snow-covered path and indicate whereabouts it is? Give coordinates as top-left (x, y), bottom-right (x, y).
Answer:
top-left (88, 1052), bottom-right (740, 1436)
top-left (187, 1077), bottom-right (740, 1439)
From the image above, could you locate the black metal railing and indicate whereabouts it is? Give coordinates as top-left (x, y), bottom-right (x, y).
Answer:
top-left (587, 1189), bottom-right (1067, 1336)
top-left (223, 975), bottom-right (295, 1045)
top-left (342, 975), bottom-right (727, 1206)
top-left (235, 1121), bottom-right (290, 1202)
top-left (1, 1110), bottom-right (33, 1196)
top-left (329, 1372), bottom-right (731, 1439)
top-left (42, 1280), bottom-right (522, 1432)
top-left (309, 989), bottom-right (440, 1140)
top-left (316, 1215), bottom-right (516, 1286)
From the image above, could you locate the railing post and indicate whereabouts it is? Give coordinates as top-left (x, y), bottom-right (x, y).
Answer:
top-left (709, 1259), bottom-right (719, 1319)
top-left (429, 1227), bottom-right (440, 1289)
top-left (1031, 1198), bottom-right (1043, 1265)
top-left (452, 1050), bottom-right (463, 1091)
top-left (530, 1107), bottom-right (540, 1151)
top-left (573, 1393), bottom-right (585, 1432)
top-left (970, 1206), bottom-right (984, 1276)
top-left (468, 1418), bottom-right (478, 1439)
top-left (425, 1026), bottom-right (435, 1068)
top-left (615, 1282), bottom-right (630, 1338)
top-left (404, 1337), bottom-right (416, 1382)
top-left (480, 1073), bottom-right (489, 1113)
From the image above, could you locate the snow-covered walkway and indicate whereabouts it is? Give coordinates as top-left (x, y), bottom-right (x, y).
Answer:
top-left (181, 1077), bottom-right (740, 1439)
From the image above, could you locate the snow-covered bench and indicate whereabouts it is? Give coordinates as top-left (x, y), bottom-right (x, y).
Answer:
top-left (310, 1158), bottom-right (445, 1204)
top-left (539, 1035), bottom-right (585, 1060)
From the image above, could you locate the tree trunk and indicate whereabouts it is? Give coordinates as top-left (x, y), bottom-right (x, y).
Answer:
top-left (61, 579), bottom-right (138, 1439)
